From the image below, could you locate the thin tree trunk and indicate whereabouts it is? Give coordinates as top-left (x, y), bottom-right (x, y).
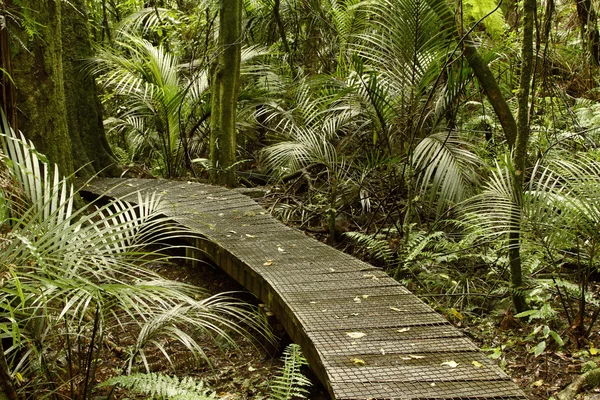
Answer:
top-left (576, 0), bottom-right (600, 65)
top-left (210, 0), bottom-right (242, 186)
top-left (509, 0), bottom-right (536, 314)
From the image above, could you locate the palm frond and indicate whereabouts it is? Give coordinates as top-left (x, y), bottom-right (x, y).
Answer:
top-left (262, 126), bottom-right (340, 176)
top-left (461, 157), bottom-right (521, 240)
top-left (0, 120), bottom-right (75, 230)
top-left (412, 131), bottom-right (481, 211)
top-left (353, 0), bottom-right (447, 95)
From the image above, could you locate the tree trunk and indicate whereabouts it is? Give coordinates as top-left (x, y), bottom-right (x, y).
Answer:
top-left (9, 0), bottom-right (74, 176)
top-left (7, 0), bottom-right (119, 178)
top-left (576, 0), bottom-right (600, 66)
top-left (209, 0), bottom-right (242, 186)
top-left (0, 17), bottom-right (17, 132)
top-left (509, 0), bottom-right (536, 314)
top-left (61, 0), bottom-right (119, 177)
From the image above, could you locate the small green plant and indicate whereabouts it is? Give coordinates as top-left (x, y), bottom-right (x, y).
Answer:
top-left (99, 373), bottom-right (216, 400)
top-left (270, 344), bottom-right (312, 400)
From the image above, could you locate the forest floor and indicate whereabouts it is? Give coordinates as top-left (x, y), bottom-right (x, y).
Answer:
top-left (462, 312), bottom-right (600, 399)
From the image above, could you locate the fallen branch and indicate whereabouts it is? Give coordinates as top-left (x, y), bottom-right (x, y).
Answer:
top-left (557, 368), bottom-right (600, 400)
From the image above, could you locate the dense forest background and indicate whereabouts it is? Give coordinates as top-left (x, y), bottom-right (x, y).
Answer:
top-left (4, 0), bottom-right (600, 398)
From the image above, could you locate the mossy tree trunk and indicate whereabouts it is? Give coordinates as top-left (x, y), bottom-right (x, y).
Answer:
top-left (209, 0), bottom-right (242, 187)
top-left (9, 0), bottom-right (74, 176)
top-left (427, 0), bottom-right (517, 149)
top-left (0, 17), bottom-right (17, 132)
top-left (7, 0), bottom-right (118, 178)
top-left (508, 0), bottom-right (536, 314)
top-left (61, 0), bottom-right (119, 177)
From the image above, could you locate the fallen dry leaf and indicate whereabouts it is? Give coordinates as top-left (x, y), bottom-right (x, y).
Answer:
top-left (351, 358), bottom-right (366, 366)
top-left (346, 332), bottom-right (366, 339)
top-left (441, 360), bottom-right (458, 368)
top-left (390, 307), bottom-right (406, 312)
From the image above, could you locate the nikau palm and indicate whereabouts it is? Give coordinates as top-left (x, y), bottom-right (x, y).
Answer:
top-left (89, 33), bottom-right (209, 177)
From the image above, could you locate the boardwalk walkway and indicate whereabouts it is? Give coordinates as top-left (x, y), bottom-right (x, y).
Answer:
top-left (79, 178), bottom-right (527, 400)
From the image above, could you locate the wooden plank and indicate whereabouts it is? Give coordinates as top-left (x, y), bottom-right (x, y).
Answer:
top-left (330, 381), bottom-right (526, 399)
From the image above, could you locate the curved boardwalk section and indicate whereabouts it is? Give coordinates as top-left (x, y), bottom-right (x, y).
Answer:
top-left (80, 178), bottom-right (527, 400)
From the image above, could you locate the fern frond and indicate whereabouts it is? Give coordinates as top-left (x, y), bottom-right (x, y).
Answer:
top-left (98, 372), bottom-right (216, 400)
top-left (270, 344), bottom-right (312, 400)
top-left (344, 231), bottom-right (394, 262)
top-left (403, 231), bottom-right (446, 264)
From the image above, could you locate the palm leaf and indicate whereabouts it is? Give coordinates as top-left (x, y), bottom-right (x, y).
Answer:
top-left (412, 131), bottom-right (480, 211)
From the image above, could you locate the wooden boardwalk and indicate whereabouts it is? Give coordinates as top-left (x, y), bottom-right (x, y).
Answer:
top-left (79, 178), bottom-right (527, 400)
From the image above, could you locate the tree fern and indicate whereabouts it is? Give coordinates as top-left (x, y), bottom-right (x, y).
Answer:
top-left (270, 343), bottom-right (312, 400)
top-left (99, 373), bottom-right (216, 400)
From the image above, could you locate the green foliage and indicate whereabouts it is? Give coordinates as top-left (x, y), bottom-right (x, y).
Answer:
top-left (0, 117), bottom-right (271, 398)
top-left (99, 373), bottom-right (216, 399)
top-left (90, 33), bottom-right (210, 177)
top-left (463, 0), bottom-right (506, 39)
top-left (518, 322), bottom-right (564, 357)
top-left (574, 98), bottom-right (600, 128)
top-left (2, 1), bottom-right (44, 42)
top-left (582, 360), bottom-right (598, 373)
top-left (412, 132), bottom-right (481, 212)
top-left (270, 344), bottom-right (312, 400)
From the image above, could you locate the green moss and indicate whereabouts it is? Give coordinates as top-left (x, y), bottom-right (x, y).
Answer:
top-left (463, 0), bottom-right (507, 39)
